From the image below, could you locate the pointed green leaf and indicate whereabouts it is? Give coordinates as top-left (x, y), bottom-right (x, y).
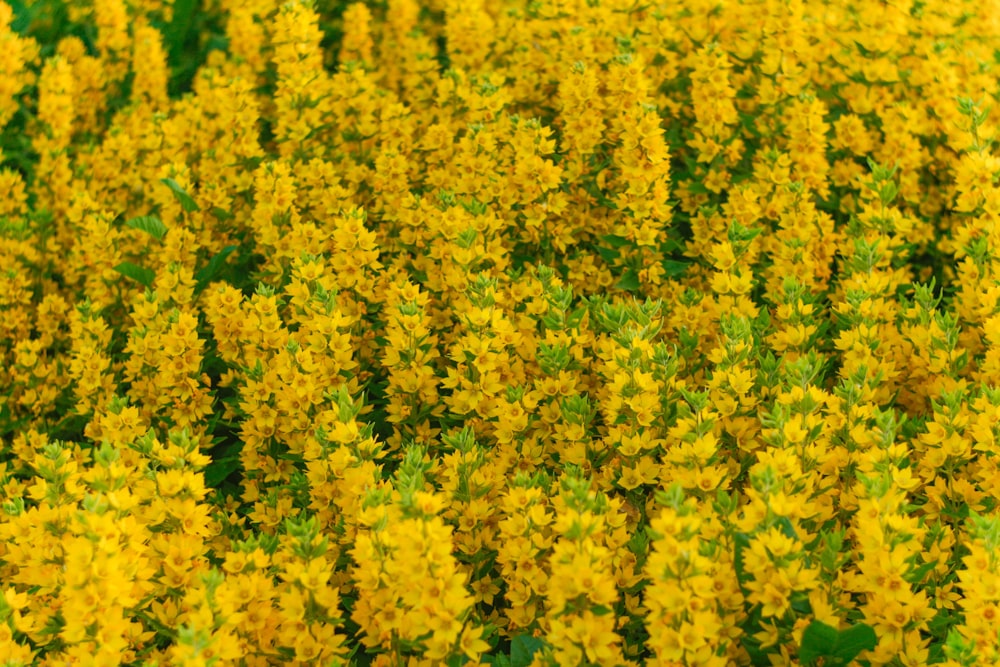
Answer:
top-left (113, 262), bottom-right (156, 288)
top-left (660, 237), bottom-right (684, 254)
top-left (732, 532), bottom-right (752, 594)
top-left (831, 623), bottom-right (877, 663)
top-left (596, 246), bottom-right (620, 262)
top-left (510, 635), bottom-right (545, 667)
top-left (905, 558), bottom-right (938, 584)
top-left (161, 178), bottom-right (201, 212)
top-left (211, 207), bottom-right (234, 221)
top-left (799, 620), bottom-right (839, 663)
top-left (125, 215), bottom-right (168, 241)
top-left (204, 458), bottom-right (240, 488)
top-left (662, 259), bottom-right (690, 278)
top-left (194, 245), bottom-right (237, 293)
top-left (800, 620), bottom-right (876, 666)
top-left (790, 593), bottom-right (813, 616)
top-left (599, 234), bottom-right (631, 249)
top-left (776, 516), bottom-right (798, 540)
top-left (565, 305), bottom-right (587, 330)
top-left (615, 268), bottom-right (641, 292)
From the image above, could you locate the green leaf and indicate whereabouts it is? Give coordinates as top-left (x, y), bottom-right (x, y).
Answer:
top-left (732, 532), bottom-right (752, 594)
top-left (685, 180), bottom-right (711, 194)
top-left (7, 0), bottom-right (31, 33)
top-left (927, 642), bottom-right (946, 665)
top-left (599, 234), bottom-right (631, 249)
top-left (161, 178), bottom-right (201, 212)
top-left (660, 237), bottom-right (684, 254)
top-left (820, 531), bottom-right (844, 572)
top-left (854, 40), bottom-right (874, 58)
top-left (800, 621), bottom-right (839, 663)
top-left (194, 245), bottom-right (237, 293)
top-left (125, 215), bottom-right (168, 241)
top-left (790, 593), bottom-right (813, 616)
top-left (831, 623), bottom-right (877, 663)
top-left (596, 246), bottom-right (620, 263)
top-left (799, 620), bottom-right (876, 666)
top-left (741, 632), bottom-right (771, 667)
top-left (113, 262), bottom-right (156, 288)
top-left (904, 558), bottom-right (938, 584)
top-left (776, 516), bottom-right (798, 540)
top-left (927, 609), bottom-right (956, 638)
top-left (510, 635), bottom-right (545, 667)
top-left (662, 259), bottom-right (690, 278)
top-left (204, 457), bottom-right (240, 488)
top-left (165, 0), bottom-right (200, 94)
top-left (211, 207), bottom-right (234, 221)
top-left (615, 268), bottom-right (641, 292)
top-left (565, 305), bottom-right (587, 330)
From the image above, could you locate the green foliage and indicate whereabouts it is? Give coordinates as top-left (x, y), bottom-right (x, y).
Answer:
top-left (799, 620), bottom-right (877, 667)
top-left (484, 634), bottom-right (548, 667)
top-left (161, 178), bottom-right (201, 212)
top-left (113, 261), bottom-right (155, 288)
top-left (193, 245), bottom-right (238, 294)
top-left (125, 215), bottom-right (168, 241)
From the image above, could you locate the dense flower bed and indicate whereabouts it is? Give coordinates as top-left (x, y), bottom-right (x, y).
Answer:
top-left (3, 0), bottom-right (1000, 664)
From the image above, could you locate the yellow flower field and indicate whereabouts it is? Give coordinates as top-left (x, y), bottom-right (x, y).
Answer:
top-left (2, 0), bottom-right (1000, 664)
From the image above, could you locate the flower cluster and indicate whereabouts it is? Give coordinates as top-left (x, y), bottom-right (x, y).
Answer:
top-left (3, 0), bottom-right (1000, 664)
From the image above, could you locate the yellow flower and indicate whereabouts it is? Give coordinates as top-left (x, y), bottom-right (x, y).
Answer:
top-left (459, 624), bottom-right (491, 660)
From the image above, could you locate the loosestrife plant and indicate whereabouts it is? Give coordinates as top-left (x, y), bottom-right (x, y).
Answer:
top-left (4, 0), bottom-right (1000, 665)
